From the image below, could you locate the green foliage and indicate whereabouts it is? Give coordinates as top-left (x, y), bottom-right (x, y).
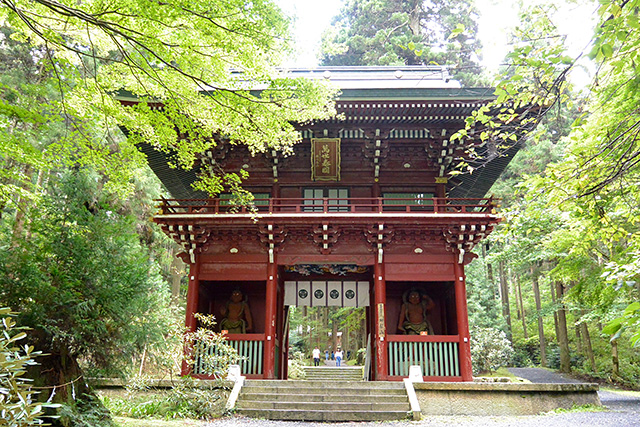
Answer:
top-left (603, 302), bottom-right (640, 347)
top-left (0, 307), bottom-right (54, 427)
top-left (483, 0), bottom-right (640, 358)
top-left (510, 339), bottom-right (535, 368)
top-left (0, 1), bottom-right (337, 204)
top-left (0, 168), bottom-right (173, 375)
top-left (319, 0), bottom-right (486, 85)
top-left (450, 4), bottom-right (575, 175)
top-left (286, 351), bottom-right (307, 380)
top-left (287, 306), bottom-right (366, 360)
top-left (551, 404), bottom-right (605, 414)
top-left (470, 326), bottom-right (514, 375)
top-left (182, 314), bottom-right (243, 379)
top-left (57, 394), bottom-right (114, 427)
top-left (465, 249), bottom-right (504, 329)
top-left (162, 378), bottom-right (227, 420)
top-left (101, 379), bottom-right (228, 420)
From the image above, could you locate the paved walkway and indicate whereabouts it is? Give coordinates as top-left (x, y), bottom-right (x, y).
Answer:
top-left (321, 358), bottom-right (355, 367)
top-left (508, 367), bottom-right (586, 384)
top-left (508, 367), bottom-right (640, 425)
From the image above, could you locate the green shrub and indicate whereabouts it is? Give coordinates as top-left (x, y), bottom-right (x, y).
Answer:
top-left (101, 378), bottom-right (228, 420)
top-left (183, 313), bottom-right (244, 378)
top-left (287, 351), bottom-right (307, 379)
top-left (0, 307), bottom-right (57, 427)
top-left (512, 337), bottom-right (541, 367)
top-left (57, 394), bottom-right (113, 427)
top-left (470, 326), bottom-right (514, 375)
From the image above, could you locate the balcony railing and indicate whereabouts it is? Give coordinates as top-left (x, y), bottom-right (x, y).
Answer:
top-left (156, 197), bottom-right (498, 216)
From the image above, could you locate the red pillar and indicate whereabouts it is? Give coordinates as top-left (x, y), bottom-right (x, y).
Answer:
top-left (264, 259), bottom-right (278, 379)
top-left (454, 257), bottom-right (473, 381)
top-left (374, 256), bottom-right (388, 380)
top-left (181, 257), bottom-right (200, 376)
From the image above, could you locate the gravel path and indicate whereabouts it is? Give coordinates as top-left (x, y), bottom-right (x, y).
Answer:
top-left (202, 368), bottom-right (640, 427)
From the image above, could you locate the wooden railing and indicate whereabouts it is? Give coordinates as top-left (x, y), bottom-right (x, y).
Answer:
top-left (156, 197), bottom-right (498, 216)
top-left (387, 335), bottom-right (460, 378)
top-left (193, 334), bottom-right (264, 377)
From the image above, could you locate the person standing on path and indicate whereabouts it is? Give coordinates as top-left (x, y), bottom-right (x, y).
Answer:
top-left (312, 347), bottom-right (321, 366)
top-left (335, 347), bottom-right (343, 367)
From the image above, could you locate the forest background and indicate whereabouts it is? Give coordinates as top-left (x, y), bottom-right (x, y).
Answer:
top-left (1, 0), bottom-right (639, 425)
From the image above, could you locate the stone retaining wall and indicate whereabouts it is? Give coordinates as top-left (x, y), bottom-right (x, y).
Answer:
top-left (413, 382), bottom-right (601, 416)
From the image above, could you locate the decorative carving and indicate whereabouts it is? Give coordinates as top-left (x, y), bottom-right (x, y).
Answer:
top-left (362, 139), bottom-right (389, 179)
top-left (364, 224), bottom-right (394, 246)
top-left (200, 142), bottom-right (230, 164)
top-left (364, 223), bottom-right (394, 263)
top-left (283, 264), bottom-right (369, 276)
top-left (269, 149), bottom-right (280, 180)
top-left (311, 223), bottom-right (341, 254)
top-left (362, 139), bottom-right (389, 162)
top-left (392, 229), bottom-right (444, 249)
top-left (360, 127), bottom-right (391, 140)
top-left (443, 223), bottom-right (494, 264)
top-left (258, 223), bottom-right (287, 262)
top-left (162, 223), bottom-right (212, 263)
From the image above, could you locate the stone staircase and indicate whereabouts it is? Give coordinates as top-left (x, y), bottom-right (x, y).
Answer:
top-left (234, 379), bottom-right (411, 421)
top-left (303, 365), bottom-right (364, 381)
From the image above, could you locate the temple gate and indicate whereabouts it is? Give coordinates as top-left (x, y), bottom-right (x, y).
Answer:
top-left (140, 66), bottom-right (514, 381)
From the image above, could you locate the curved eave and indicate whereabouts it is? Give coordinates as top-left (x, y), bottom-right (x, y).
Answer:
top-left (449, 143), bottom-right (522, 199)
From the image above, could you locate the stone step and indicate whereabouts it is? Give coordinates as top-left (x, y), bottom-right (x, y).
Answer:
top-left (303, 366), bottom-right (362, 369)
top-left (244, 379), bottom-right (402, 389)
top-left (237, 400), bottom-right (408, 411)
top-left (303, 367), bottom-right (362, 372)
top-left (236, 379), bottom-right (410, 422)
top-left (241, 385), bottom-right (406, 396)
top-left (239, 392), bottom-right (409, 403)
top-left (304, 373), bottom-right (363, 378)
top-left (237, 408), bottom-right (411, 422)
top-left (303, 368), bottom-right (362, 372)
top-left (305, 372), bottom-right (362, 378)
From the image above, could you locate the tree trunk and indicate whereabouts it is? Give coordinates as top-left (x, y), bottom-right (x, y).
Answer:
top-left (27, 347), bottom-right (111, 427)
top-left (579, 314), bottom-right (597, 372)
top-left (170, 253), bottom-right (185, 303)
top-left (302, 306), bottom-right (308, 350)
top-left (516, 275), bottom-right (528, 339)
top-left (482, 244), bottom-right (495, 282)
top-left (555, 281), bottom-right (571, 373)
top-left (531, 267), bottom-right (547, 367)
top-left (499, 260), bottom-right (512, 340)
top-left (12, 164), bottom-right (34, 244)
top-left (511, 267), bottom-right (521, 320)
top-left (611, 338), bottom-right (620, 378)
top-left (575, 324), bottom-right (583, 354)
top-left (23, 167), bottom-right (45, 241)
top-left (549, 279), bottom-right (560, 340)
top-left (323, 307), bottom-right (331, 351)
top-left (343, 323), bottom-right (350, 356)
top-left (408, 0), bottom-right (421, 35)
